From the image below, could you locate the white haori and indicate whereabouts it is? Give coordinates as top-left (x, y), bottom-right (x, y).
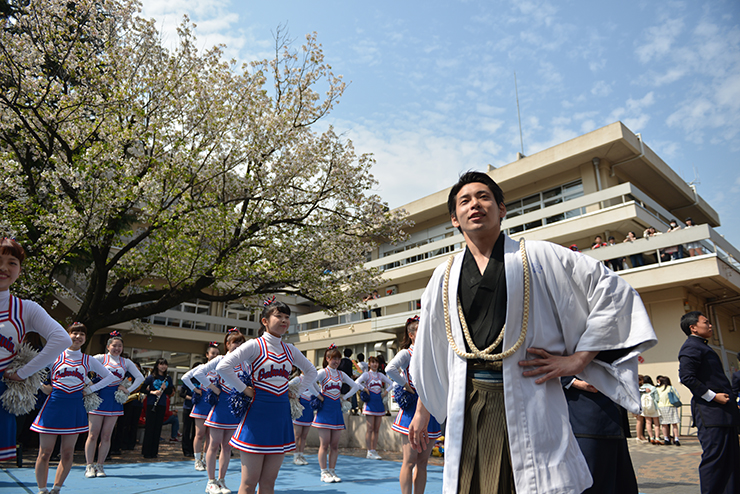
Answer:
top-left (411, 235), bottom-right (657, 494)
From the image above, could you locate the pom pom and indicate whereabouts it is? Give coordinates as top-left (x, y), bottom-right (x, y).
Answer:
top-left (114, 376), bottom-right (134, 404)
top-left (227, 370), bottom-right (253, 419)
top-left (84, 390), bottom-right (103, 412)
top-left (290, 396), bottom-right (304, 419)
top-left (204, 388), bottom-right (219, 406)
top-left (360, 390), bottom-right (371, 403)
top-left (310, 395), bottom-right (323, 411)
top-left (341, 399), bottom-right (351, 413)
top-left (393, 384), bottom-right (418, 411)
top-left (191, 388), bottom-right (202, 405)
top-left (287, 378), bottom-right (304, 419)
top-left (1, 342), bottom-right (49, 415)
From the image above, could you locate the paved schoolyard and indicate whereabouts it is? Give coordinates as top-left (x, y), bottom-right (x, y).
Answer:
top-left (1, 437), bottom-right (704, 493)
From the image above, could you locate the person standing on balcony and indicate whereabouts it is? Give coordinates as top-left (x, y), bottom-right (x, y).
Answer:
top-left (684, 217), bottom-right (704, 257)
top-left (0, 238), bottom-right (72, 465)
top-left (605, 236), bottom-right (624, 271)
top-left (662, 219), bottom-right (683, 261)
top-left (623, 232), bottom-right (645, 268)
top-left (408, 171), bottom-right (657, 494)
top-left (678, 311), bottom-right (740, 494)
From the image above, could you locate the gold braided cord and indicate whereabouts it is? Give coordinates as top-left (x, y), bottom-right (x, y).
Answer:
top-left (444, 238), bottom-right (530, 362)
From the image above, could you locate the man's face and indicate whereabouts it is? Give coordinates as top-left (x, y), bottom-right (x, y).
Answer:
top-left (690, 315), bottom-right (713, 339)
top-left (451, 182), bottom-right (506, 236)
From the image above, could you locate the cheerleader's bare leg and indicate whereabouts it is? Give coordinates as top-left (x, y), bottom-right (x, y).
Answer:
top-left (206, 428), bottom-right (234, 481)
top-left (54, 434), bottom-right (79, 488)
top-left (400, 433), bottom-right (435, 494)
top-left (293, 424), bottom-right (310, 454)
top-left (370, 416), bottom-right (382, 451)
top-left (194, 418), bottom-right (209, 457)
top-left (328, 430), bottom-right (341, 469)
top-left (317, 429), bottom-right (331, 470)
top-left (35, 433), bottom-right (57, 490)
top-left (239, 451), bottom-right (284, 494)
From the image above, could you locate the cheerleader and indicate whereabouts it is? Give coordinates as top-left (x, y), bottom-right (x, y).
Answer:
top-left (182, 342), bottom-right (220, 471)
top-left (84, 330), bottom-right (144, 478)
top-left (31, 323), bottom-right (114, 494)
top-left (386, 316), bottom-right (441, 494)
top-left (312, 346), bottom-right (361, 483)
top-left (355, 356), bottom-right (393, 460)
top-left (140, 358), bottom-right (174, 459)
top-left (0, 238), bottom-right (71, 463)
top-left (289, 369), bottom-right (315, 465)
top-left (217, 299), bottom-right (319, 494)
top-left (193, 330), bottom-right (246, 494)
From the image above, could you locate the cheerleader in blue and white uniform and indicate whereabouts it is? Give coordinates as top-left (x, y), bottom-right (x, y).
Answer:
top-left (312, 346), bottom-right (361, 483)
top-left (181, 341), bottom-right (220, 471)
top-left (289, 370), bottom-right (316, 465)
top-left (355, 356), bottom-right (393, 460)
top-left (84, 330), bottom-right (144, 478)
top-left (193, 330), bottom-right (246, 494)
top-left (386, 316), bottom-right (441, 494)
top-left (0, 238), bottom-right (71, 465)
top-left (218, 299), bottom-right (318, 494)
top-left (32, 322), bottom-right (114, 494)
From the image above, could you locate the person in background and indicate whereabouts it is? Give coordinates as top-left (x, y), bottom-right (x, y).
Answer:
top-left (140, 358), bottom-right (173, 459)
top-left (684, 217), bottom-right (704, 257)
top-left (161, 394), bottom-right (180, 442)
top-left (623, 231), bottom-right (645, 268)
top-left (116, 361), bottom-right (145, 451)
top-left (180, 363), bottom-right (199, 457)
top-left (338, 348), bottom-right (358, 415)
top-left (678, 311), bottom-right (740, 493)
top-left (656, 376), bottom-right (681, 446)
top-left (356, 353), bottom-right (368, 375)
top-left (640, 375), bottom-right (661, 444)
top-left (606, 236), bottom-right (624, 271)
top-left (732, 353), bottom-right (740, 410)
top-left (591, 235), bottom-right (607, 249)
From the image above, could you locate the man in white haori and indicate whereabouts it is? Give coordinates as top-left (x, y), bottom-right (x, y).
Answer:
top-left (409, 172), bottom-right (657, 494)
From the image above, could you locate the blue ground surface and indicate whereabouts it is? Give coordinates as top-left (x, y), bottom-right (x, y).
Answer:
top-left (1, 454), bottom-right (444, 493)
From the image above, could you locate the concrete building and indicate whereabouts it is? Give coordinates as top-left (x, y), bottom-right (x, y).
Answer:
top-left (286, 121), bottom-right (740, 434)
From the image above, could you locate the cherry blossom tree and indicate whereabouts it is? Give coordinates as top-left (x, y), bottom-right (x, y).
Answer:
top-left (0, 0), bottom-right (408, 341)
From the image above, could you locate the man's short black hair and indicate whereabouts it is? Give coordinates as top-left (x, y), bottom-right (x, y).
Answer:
top-left (680, 311), bottom-right (704, 336)
top-left (344, 348), bottom-right (352, 358)
top-left (447, 171), bottom-right (505, 218)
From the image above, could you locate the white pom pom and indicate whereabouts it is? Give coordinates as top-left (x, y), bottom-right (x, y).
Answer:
top-left (84, 391), bottom-right (103, 412)
top-left (341, 399), bottom-right (352, 413)
top-left (290, 395), bottom-right (304, 419)
top-left (1, 342), bottom-right (48, 416)
top-left (114, 389), bottom-right (129, 404)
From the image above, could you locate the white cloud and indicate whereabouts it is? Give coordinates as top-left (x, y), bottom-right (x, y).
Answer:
top-left (635, 18), bottom-right (685, 63)
top-left (591, 81), bottom-right (612, 97)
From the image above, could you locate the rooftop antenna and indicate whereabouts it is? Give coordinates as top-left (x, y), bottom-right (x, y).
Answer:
top-left (687, 164), bottom-right (701, 186)
top-left (515, 71), bottom-right (524, 157)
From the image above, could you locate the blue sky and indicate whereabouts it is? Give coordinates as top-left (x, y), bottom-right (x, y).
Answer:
top-left (141, 0), bottom-right (740, 246)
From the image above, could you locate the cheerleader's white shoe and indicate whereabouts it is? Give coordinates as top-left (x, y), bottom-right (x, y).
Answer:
top-left (85, 464), bottom-right (97, 478)
top-left (95, 464), bottom-right (106, 477)
top-left (320, 470), bottom-right (334, 483)
top-left (195, 458), bottom-right (206, 471)
top-left (217, 478), bottom-right (231, 494)
top-left (205, 479), bottom-right (221, 494)
top-left (329, 469), bottom-right (341, 482)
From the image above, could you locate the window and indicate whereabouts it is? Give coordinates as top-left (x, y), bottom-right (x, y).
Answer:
top-left (504, 179), bottom-right (585, 234)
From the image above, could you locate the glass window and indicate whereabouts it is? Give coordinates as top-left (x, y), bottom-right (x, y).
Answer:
top-left (504, 179), bottom-right (584, 234)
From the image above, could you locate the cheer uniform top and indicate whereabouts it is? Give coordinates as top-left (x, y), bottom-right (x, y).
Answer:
top-left (218, 332), bottom-right (319, 454)
top-left (290, 374), bottom-right (316, 427)
top-left (312, 367), bottom-right (361, 430)
top-left (182, 362), bottom-right (219, 419)
top-left (387, 345), bottom-right (441, 438)
top-left (193, 355), bottom-right (248, 429)
top-left (31, 349), bottom-right (114, 434)
top-left (89, 353), bottom-right (144, 416)
top-left (0, 291), bottom-right (71, 460)
top-left (355, 370), bottom-right (393, 416)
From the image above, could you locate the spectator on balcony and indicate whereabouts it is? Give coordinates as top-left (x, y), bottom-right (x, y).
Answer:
top-left (662, 220), bottom-right (683, 261)
top-left (605, 236), bottom-right (624, 271)
top-left (590, 236), bottom-right (607, 250)
top-left (643, 226), bottom-right (661, 238)
top-left (569, 244), bottom-right (580, 252)
top-left (362, 293), bottom-right (372, 319)
top-left (623, 232), bottom-right (645, 267)
top-left (371, 290), bottom-right (382, 317)
top-left (684, 217), bottom-right (704, 257)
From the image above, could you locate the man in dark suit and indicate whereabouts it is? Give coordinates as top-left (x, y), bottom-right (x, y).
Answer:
top-left (732, 352), bottom-right (740, 409)
top-left (678, 311), bottom-right (740, 494)
top-left (561, 376), bottom-right (638, 494)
